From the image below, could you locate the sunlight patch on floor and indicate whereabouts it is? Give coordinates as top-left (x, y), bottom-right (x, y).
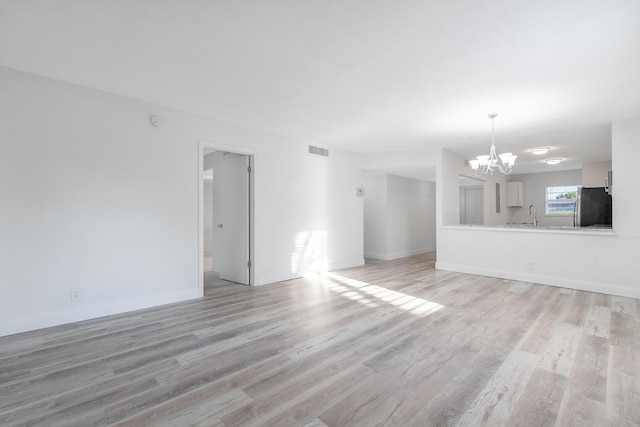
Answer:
top-left (324, 273), bottom-right (444, 317)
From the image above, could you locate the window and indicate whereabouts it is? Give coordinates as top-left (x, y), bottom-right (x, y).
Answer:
top-left (545, 185), bottom-right (579, 216)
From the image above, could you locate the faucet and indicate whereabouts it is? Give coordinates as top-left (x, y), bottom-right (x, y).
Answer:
top-left (529, 204), bottom-right (538, 227)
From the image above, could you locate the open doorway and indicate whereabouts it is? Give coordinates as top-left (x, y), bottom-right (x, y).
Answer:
top-left (199, 142), bottom-right (254, 293)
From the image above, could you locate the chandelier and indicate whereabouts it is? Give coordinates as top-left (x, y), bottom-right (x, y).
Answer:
top-left (469, 113), bottom-right (516, 176)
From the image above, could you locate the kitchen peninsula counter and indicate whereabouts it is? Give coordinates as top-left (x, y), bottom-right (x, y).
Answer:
top-left (442, 224), bottom-right (615, 236)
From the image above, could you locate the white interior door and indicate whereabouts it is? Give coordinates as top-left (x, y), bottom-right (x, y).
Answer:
top-left (462, 187), bottom-right (484, 225)
top-left (214, 152), bottom-right (250, 284)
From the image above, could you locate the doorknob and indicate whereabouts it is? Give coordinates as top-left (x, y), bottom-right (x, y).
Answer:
top-left (217, 224), bottom-right (223, 228)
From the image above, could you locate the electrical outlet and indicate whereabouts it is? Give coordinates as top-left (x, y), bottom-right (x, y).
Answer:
top-left (70, 288), bottom-right (83, 302)
top-left (527, 261), bottom-right (535, 270)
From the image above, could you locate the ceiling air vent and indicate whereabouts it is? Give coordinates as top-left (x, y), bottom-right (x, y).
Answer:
top-left (309, 145), bottom-right (329, 157)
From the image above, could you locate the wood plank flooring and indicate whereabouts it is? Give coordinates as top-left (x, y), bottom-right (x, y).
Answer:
top-left (1, 253), bottom-right (639, 426)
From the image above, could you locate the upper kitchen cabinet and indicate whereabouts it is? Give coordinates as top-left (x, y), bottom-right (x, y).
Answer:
top-left (506, 181), bottom-right (524, 207)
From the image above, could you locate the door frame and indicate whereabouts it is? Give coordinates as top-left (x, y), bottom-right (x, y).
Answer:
top-left (460, 185), bottom-right (484, 225)
top-left (198, 140), bottom-right (255, 291)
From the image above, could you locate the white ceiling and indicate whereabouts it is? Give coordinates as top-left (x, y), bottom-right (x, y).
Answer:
top-left (1, 0), bottom-right (639, 179)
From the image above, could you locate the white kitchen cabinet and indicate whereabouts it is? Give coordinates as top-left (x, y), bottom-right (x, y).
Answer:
top-left (507, 181), bottom-right (523, 207)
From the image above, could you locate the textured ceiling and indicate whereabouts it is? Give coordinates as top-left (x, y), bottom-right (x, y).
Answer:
top-left (1, 0), bottom-right (639, 178)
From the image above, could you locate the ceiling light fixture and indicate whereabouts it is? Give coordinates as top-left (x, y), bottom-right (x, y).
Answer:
top-left (469, 113), bottom-right (516, 176)
top-left (530, 147), bottom-right (550, 155)
top-left (544, 158), bottom-right (563, 165)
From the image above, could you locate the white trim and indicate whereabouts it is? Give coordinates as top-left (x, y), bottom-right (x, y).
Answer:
top-left (0, 289), bottom-right (201, 338)
top-left (198, 140), bottom-right (256, 287)
top-left (200, 140), bottom-right (257, 157)
top-left (198, 142), bottom-right (205, 292)
top-left (255, 272), bottom-right (301, 286)
top-left (364, 248), bottom-right (436, 261)
top-left (363, 252), bottom-right (389, 260)
top-left (435, 261), bottom-right (640, 300)
top-left (329, 258), bottom-right (365, 271)
top-left (255, 258), bottom-right (366, 286)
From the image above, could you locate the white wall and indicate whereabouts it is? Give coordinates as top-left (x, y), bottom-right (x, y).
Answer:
top-left (0, 66), bottom-right (364, 336)
top-left (437, 116), bottom-right (640, 299)
top-left (612, 116), bottom-right (640, 236)
top-left (441, 149), bottom-right (508, 226)
top-left (363, 174), bottom-right (388, 258)
top-left (582, 160), bottom-right (612, 187)
top-left (387, 175), bottom-right (436, 258)
top-left (363, 173), bottom-right (436, 260)
top-left (507, 169), bottom-right (582, 227)
top-left (441, 149), bottom-right (464, 225)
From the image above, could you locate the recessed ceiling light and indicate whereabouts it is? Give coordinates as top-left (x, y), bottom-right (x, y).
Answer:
top-left (530, 147), bottom-right (550, 155)
top-left (544, 158), bottom-right (563, 165)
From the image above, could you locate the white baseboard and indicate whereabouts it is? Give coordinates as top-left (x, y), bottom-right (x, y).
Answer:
top-left (435, 262), bottom-right (640, 300)
top-left (363, 251), bottom-right (387, 260)
top-left (255, 258), bottom-right (366, 286)
top-left (255, 271), bottom-right (301, 286)
top-left (329, 257), bottom-right (365, 271)
top-left (365, 247), bottom-right (436, 261)
top-left (0, 288), bottom-right (202, 338)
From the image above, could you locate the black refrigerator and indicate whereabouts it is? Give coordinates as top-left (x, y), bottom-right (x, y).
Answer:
top-left (574, 187), bottom-right (612, 228)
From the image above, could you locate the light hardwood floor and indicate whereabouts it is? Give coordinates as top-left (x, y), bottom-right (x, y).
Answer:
top-left (1, 254), bottom-right (639, 426)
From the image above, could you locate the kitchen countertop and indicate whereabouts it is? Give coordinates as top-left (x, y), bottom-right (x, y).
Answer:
top-left (442, 224), bottom-right (616, 236)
